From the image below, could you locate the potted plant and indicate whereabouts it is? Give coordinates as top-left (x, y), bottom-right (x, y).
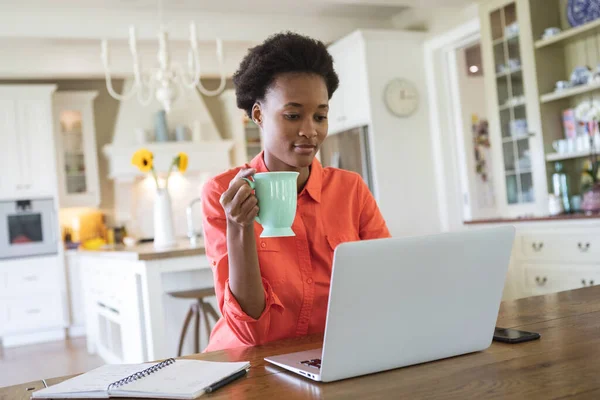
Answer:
top-left (131, 149), bottom-right (189, 248)
top-left (575, 102), bottom-right (600, 213)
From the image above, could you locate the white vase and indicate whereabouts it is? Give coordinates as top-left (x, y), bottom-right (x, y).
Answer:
top-left (154, 188), bottom-right (176, 249)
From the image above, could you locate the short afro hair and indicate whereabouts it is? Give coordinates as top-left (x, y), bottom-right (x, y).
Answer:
top-left (233, 32), bottom-right (339, 117)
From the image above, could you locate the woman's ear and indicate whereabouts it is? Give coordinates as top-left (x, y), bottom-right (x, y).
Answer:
top-left (251, 102), bottom-right (263, 127)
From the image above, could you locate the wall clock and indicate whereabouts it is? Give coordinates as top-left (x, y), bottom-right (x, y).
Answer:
top-left (383, 78), bottom-right (419, 118)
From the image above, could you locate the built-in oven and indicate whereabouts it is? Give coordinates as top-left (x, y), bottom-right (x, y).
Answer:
top-left (0, 198), bottom-right (58, 260)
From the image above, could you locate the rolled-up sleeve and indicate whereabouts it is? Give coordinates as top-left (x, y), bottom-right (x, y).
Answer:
top-left (201, 178), bottom-right (284, 346)
top-left (356, 178), bottom-right (392, 240)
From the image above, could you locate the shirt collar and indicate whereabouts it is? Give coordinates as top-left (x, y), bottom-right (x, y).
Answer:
top-left (249, 151), bottom-right (322, 203)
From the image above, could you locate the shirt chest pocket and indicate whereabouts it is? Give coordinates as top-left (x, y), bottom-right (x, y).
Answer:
top-left (256, 238), bottom-right (287, 285)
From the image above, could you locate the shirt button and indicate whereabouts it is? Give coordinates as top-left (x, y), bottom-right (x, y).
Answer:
top-left (306, 278), bottom-right (313, 284)
top-left (260, 242), bottom-right (267, 248)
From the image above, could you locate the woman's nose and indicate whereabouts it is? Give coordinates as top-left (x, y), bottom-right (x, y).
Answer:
top-left (299, 118), bottom-right (318, 138)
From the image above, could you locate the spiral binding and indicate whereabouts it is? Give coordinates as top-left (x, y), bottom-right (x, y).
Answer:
top-left (107, 358), bottom-right (176, 391)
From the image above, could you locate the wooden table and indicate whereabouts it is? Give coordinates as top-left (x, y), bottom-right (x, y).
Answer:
top-left (4, 286), bottom-right (600, 400)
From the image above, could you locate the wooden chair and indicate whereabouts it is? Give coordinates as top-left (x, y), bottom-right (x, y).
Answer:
top-left (167, 287), bottom-right (220, 356)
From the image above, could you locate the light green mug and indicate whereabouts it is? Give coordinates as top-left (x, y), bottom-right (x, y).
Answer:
top-left (242, 172), bottom-right (299, 238)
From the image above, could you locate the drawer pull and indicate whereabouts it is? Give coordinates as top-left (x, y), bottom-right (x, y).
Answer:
top-left (26, 309), bottom-right (41, 314)
top-left (535, 276), bottom-right (547, 286)
top-left (532, 242), bottom-right (544, 252)
top-left (591, 280), bottom-right (595, 286)
top-left (23, 276), bottom-right (38, 282)
top-left (577, 242), bottom-right (591, 252)
top-left (583, 279), bottom-right (595, 287)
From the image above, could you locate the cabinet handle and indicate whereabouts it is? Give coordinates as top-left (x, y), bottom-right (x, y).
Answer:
top-left (535, 276), bottom-right (547, 285)
top-left (16, 184), bottom-right (23, 190)
top-left (591, 280), bottom-right (595, 286)
top-left (582, 279), bottom-right (587, 286)
top-left (532, 242), bottom-right (544, 252)
top-left (26, 309), bottom-right (41, 314)
top-left (23, 276), bottom-right (38, 282)
top-left (577, 242), bottom-right (591, 252)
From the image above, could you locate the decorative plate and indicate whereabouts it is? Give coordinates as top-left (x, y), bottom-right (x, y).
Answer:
top-left (567, 0), bottom-right (600, 27)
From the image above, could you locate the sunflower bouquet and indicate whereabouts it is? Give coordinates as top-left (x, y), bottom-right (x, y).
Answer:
top-left (131, 148), bottom-right (189, 189)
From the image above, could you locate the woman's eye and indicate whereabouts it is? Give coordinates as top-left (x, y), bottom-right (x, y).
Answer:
top-left (315, 115), bottom-right (328, 122)
top-left (284, 114), bottom-right (300, 120)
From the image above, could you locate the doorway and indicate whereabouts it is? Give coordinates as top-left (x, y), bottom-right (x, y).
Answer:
top-left (425, 19), bottom-right (500, 232)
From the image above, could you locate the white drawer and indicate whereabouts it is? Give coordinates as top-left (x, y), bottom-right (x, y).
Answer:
top-left (5, 295), bottom-right (64, 334)
top-left (519, 233), bottom-right (600, 262)
top-left (523, 263), bottom-right (600, 297)
top-left (4, 263), bottom-right (59, 295)
top-left (523, 264), bottom-right (576, 296)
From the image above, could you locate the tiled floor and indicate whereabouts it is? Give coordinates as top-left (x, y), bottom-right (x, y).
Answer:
top-left (0, 337), bottom-right (104, 388)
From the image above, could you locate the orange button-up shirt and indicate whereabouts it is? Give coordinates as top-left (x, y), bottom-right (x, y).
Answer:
top-left (201, 152), bottom-right (390, 352)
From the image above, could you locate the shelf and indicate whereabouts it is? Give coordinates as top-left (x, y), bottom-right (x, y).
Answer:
top-left (546, 150), bottom-right (595, 162)
top-left (505, 168), bottom-right (532, 176)
top-left (535, 19), bottom-right (600, 49)
top-left (499, 99), bottom-right (526, 111)
top-left (493, 34), bottom-right (519, 46)
top-left (502, 134), bottom-right (533, 143)
top-left (540, 81), bottom-right (600, 103)
top-left (496, 67), bottom-right (522, 79)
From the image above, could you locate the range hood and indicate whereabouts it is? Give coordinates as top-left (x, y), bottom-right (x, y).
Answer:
top-left (104, 78), bottom-right (234, 182)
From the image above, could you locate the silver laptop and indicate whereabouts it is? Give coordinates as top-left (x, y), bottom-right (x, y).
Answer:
top-left (265, 226), bottom-right (515, 382)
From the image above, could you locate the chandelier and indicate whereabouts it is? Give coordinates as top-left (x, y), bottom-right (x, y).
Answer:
top-left (100, 0), bottom-right (226, 112)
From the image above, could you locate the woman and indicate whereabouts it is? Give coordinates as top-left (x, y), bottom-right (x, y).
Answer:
top-left (201, 32), bottom-right (391, 352)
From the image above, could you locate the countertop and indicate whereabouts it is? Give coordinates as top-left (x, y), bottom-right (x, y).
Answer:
top-left (464, 212), bottom-right (600, 225)
top-left (76, 237), bottom-right (206, 261)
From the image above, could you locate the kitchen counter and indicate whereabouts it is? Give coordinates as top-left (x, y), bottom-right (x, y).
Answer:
top-left (77, 238), bottom-right (205, 261)
top-left (464, 213), bottom-right (600, 225)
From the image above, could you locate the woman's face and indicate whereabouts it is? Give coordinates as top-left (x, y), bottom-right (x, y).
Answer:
top-left (252, 72), bottom-right (329, 170)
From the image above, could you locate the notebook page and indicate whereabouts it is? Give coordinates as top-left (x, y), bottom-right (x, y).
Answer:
top-left (113, 360), bottom-right (250, 399)
top-left (32, 363), bottom-right (158, 399)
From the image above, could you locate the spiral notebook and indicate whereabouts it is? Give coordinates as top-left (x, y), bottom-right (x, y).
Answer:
top-left (31, 358), bottom-right (250, 399)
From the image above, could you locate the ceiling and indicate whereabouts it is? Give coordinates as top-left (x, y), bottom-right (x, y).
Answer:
top-left (7, 0), bottom-right (473, 19)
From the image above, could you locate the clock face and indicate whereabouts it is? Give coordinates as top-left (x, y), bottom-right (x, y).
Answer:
top-left (384, 79), bottom-right (419, 117)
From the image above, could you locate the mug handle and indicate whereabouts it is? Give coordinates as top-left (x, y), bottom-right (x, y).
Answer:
top-left (241, 178), bottom-right (261, 224)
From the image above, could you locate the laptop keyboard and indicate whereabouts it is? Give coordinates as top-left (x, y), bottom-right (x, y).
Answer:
top-left (300, 358), bottom-right (321, 369)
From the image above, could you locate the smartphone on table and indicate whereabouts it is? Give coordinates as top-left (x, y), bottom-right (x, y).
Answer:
top-left (493, 327), bottom-right (540, 344)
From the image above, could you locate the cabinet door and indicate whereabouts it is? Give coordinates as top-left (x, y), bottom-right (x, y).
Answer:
top-left (327, 32), bottom-right (370, 135)
top-left (341, 38), bottom-right (370, 131)
top-left (328, 44), bottom-right (348, 135)
top-left (0, 98), bottom-right (20, 199)
top-left (15, 98), bottom-right (57, 198)
top-left (54, 91), bottom-right (100, 207)
top-left (481, 0), bottom-right (546, 217)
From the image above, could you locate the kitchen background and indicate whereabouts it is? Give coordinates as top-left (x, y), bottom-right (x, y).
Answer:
top-left (1, 0), bottom-right (600, 389)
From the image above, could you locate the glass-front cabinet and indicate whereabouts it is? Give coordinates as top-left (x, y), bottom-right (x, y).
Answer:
top-left (53, 91), bottom-right (101, 208)
top-left (480, 0), bottom-right (548, 217)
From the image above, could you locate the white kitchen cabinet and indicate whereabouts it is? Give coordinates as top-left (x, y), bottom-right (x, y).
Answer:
top-left (470, 220), bottom-right (600, 300)
top-left (327, 31), bottom-right (371, 135)
top-left (479, 0), bottom-right (548, 217)
top-left (0, 255), bottom-right (67, 337)
top-left (65, 250), bottom-right (86, 337)
top-left (0, 85), bottom-right (58, 200)
top-left (53, 91), bottom-right (101, 208)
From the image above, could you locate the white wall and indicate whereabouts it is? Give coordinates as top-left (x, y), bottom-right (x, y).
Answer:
top-left (455, 45), bottom-right (496, 218)
top-left (362, 30), bottom-right (441, 237)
